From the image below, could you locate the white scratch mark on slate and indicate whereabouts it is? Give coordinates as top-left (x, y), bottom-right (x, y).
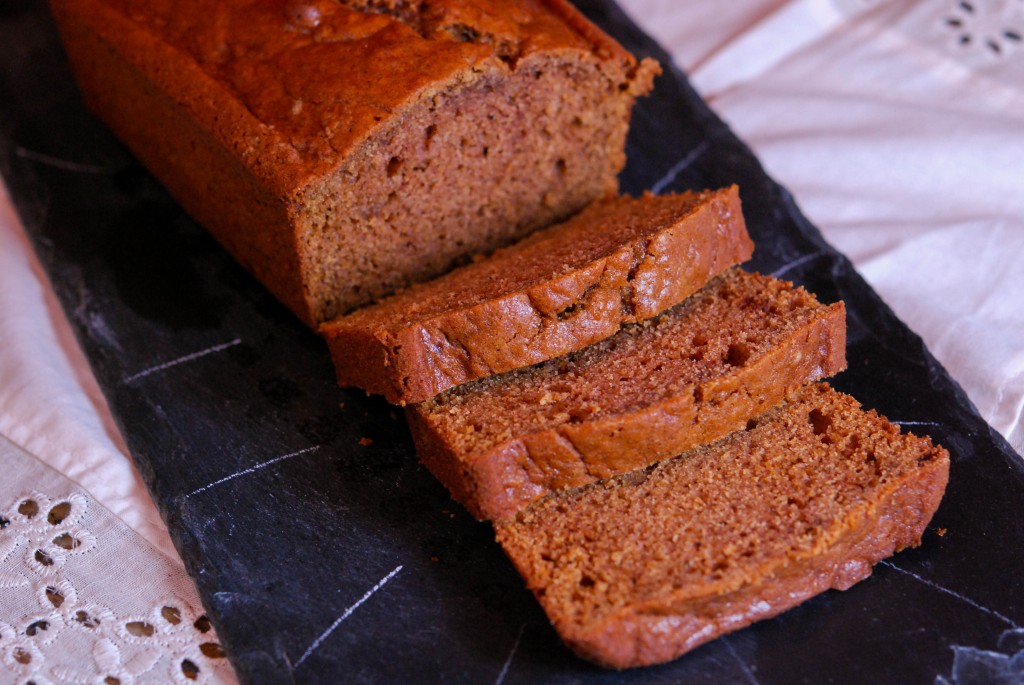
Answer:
top-left (295, 564), bottom-right (404, 669)
top-left (880, 561), bottom-right (1020, 629)
top-left (651, 141), bottom-right (710, 195)
top-left (184, 446), bottom-right (320, 499)
top-left (771, 250), bottom-right (828, 279)
top-left (893, 420), bottom-right (944, 428)
top-left (15, 146), bottom-right (113, 174)
top-left (722, 635), bottom-right (760, 685)
top-left (122, 338), bottom-right (242, 383)
top-left (494, 623), bottom-right (526, 685)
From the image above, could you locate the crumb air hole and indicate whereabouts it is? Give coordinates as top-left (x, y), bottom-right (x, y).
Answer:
top-left (386, 156), bottom-right (403, 177)
top-left (808, 409), bottom-right (833, 439)
top-left (725, 343), bottom-right (751, 367)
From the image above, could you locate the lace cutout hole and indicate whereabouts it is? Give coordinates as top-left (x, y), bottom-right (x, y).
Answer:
top-left (0, 515), bottom-right (9, 529)
top-left (45, 586), bottom-right (65, 608)
top-left (25, 620), bottom-right (50, 637)
top-left (48, 501), bottom-right (72, 525)
top-left (18, 499), bottom-right (39, 518)
top-left (193, 615), bottom-right (212, 633)
top-left (53, 533), bottom-right (80, 550)
top-left (200, 642), bottom-right (226, 658)
top-left (34, 549), bottom-right (54, 566)
top-left (125, 620), bottom-right (155, 637)
top-left (162, 605), bottom-right (182, 625)
top-left (74, 609), bottom-right (101, 629)
top-left (181, 658), bottom-right (200, 680)
top-left (104, 677), bottom-right (121, 685)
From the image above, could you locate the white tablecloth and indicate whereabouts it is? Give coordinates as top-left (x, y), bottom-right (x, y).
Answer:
top-left (2, 0), bottom-right (1022, 682)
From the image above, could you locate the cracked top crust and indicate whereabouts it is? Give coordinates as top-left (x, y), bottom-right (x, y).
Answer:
top-left (86, 0), bottom-right (649, 190)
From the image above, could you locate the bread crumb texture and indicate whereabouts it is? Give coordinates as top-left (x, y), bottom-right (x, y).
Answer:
top-left (496, 383), bottom-right (949, 668)
top-left (321, 187), bottom-right (751, 403)
top-left (409, 268), bottom-right (847, 520)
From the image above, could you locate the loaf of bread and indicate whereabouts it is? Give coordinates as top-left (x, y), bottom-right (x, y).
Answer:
top-left (496, 383), bottom-right (950, 668)
top-left (320, 187), bottom-right (751, 404)
top-left (50, 0), bottom-right (659, 326)
top-left (408, 268), bottom-right (847, 520)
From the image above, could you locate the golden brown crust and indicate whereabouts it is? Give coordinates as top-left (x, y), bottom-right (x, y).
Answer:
top-left (57, 0), bottom-right (639, 181)
top-left (495, 384), bottom-right (950, 668)
top-left (320, 187), bottom-right (752, 404)
top-left (50, 0), bottom-right (659, 326)
top-left (408, 269), bottom-right (848, 520)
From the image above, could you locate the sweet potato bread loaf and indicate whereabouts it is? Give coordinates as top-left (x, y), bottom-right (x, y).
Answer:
top-left (408, 268), bottom-right (847, 520)
top-left (496, 383), bottom-right (950, 669)
top-left (50, 0), bottom-right (659, 326)
top-left (320, 187), bottom-right (752, 404)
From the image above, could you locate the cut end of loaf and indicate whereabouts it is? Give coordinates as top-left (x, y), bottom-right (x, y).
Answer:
top-left (297, 51), bottom-right (657, 325)
top-left (495, 383), bottom-right (949, 669)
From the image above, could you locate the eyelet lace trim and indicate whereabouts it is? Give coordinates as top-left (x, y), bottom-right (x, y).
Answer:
top-left (833, 0), bottom-right (1024, 82)
top-left (0, 487), bottom-right (234, 684)
top-left (942, 0), bottom-right (1024, 58)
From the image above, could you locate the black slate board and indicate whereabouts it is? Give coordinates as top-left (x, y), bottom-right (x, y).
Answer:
top-left (3, 1), bottom-right (1023, 683)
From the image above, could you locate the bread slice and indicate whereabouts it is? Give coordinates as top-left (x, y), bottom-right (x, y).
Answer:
top-left (495, 383), bottom-right (949, 669)
top-left (50, 0), bottom-right (659, 327)
top-left (407, 268), bottom-right (846, 520)
top-left (320, 187), bottom-right (751, 404)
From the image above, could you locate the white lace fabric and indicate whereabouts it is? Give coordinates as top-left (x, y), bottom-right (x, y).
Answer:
top-left (1, 1), bottom-right (1023, 683)
top-left (0, 436), bottom-right (234, 685)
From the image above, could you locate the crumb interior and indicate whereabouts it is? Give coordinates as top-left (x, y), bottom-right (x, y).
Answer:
top-left (299, 55), bottom-right (637, 322)
top-left (334, 192), bottom-right (713, 328)
top-left (495, 383), bottom-right (946, 626)
top-left (419, 269), bottom-right (827, 451)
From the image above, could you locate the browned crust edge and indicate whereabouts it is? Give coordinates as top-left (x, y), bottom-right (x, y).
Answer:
top-left (324, 186), bottom-right (751, 404)
top-left (49, 0), bottom-right (316, 322)
top-left (538, 0), bottom-right (661, 94)
top-left (409, 300), bottom-right (847, 521)
top-left (546, 448), bottom-right (950, 669)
